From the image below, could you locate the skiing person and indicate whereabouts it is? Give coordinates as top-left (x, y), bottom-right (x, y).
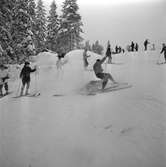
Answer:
top-left (19, 61), bottom-right (36, 96)
top-left (83, 48), bottom-right (90, 70)
top-left (0, 64), bottom-right (9, 96)
top-left (106, 44), bottom-right (112, 64)
top-left (131, 41), bottom-right (135, 52)
top-left (56, 52), bottom-right (65, 70)
top-left (144, 39), bottom-right (150, 51)
top-left (93, 55), bottom-right (117, 90)
top-left (160, 43), bottom-right (166, 63)
top-left (135, 43), bottom-right (139, 52)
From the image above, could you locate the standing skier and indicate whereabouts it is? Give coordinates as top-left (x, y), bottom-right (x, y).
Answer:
top-left (106, 44), bottom-right (112, 64)
top-left (160, 43), bottom-right (166, 63)
top-left (19, 61), bottom-right (36, 96)
top-left (83, 48), bottom-right (90, 70)
top-left (93, 56), bottom-right (117, 89)
top-left (144, 39), bottom-right (150, 51)
top-left (131, 41), bottom-right (135, 52)
top-left (0, 64), bottom-right (9, 96)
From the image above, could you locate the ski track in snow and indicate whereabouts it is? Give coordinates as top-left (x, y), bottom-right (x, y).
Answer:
top-left (0, 50), bottom-right (166, 167)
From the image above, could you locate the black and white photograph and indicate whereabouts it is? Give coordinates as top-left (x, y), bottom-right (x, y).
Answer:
top-left (0, 0), bottom-right (166, 167)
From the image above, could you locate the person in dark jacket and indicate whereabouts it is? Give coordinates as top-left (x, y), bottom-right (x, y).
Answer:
top-left (20, 61), bottom-right (36, 96)
top-left (144, 39), bottom-right (150, 51)
top-left (106, 44), bottom-right (112, 64)
top-left (93, 56), bottom-right (117, 89)
top-left (160, 43), bottom-right (166, 63)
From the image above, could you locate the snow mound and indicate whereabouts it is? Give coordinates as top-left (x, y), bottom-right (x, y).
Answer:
top-left (35, 51), bottom-right (58, 67)
top-left (28, 50), bottom-right (103, 95)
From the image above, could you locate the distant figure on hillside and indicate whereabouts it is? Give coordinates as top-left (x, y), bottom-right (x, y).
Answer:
top-left (131, 41), bottom-right (135, 52)
top-left (144, 39), bottom-right (150, 51)
top-left (20, 61), bottom-right (36, 96)
top-left (151, 44), bottom-right (155, 51)
top-left (0, 64), bottom-right (9, 96)
top-left (56, 52), bottom-right (66, 70)
top-left (135, 43), bottom-right (139, 52)
top-left (115, 45), bottom-right (119, 54)
top-left (106, 44), bottom-right (112, 64)
top-left (83, 48), bottom-right (90, 70)
top-left (160, 43), bottom-right (166, 63)
top-left (93, 56), bottom-right (117, 89)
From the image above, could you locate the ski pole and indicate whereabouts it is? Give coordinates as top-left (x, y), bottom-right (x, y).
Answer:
top-left (16, 79), bottom-right (21, 96)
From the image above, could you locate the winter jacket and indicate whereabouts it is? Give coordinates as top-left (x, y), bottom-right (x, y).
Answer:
top-left (20, 66), bottom-right (36, 82)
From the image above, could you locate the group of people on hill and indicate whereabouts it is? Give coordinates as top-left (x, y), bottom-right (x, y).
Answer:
top-left (0, 40), bottom-right (166, 96)
top-left (83, 40), bottom-right (166, 90)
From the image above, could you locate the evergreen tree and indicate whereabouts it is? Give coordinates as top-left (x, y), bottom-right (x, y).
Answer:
top-left (36, 0), bottom-right (47, 53)
top-left (46, 0), bottom-right (59, 52)
top-left (0, 0), bottom-right (16, 63)
top-left (11, 0), bottom-right (35, 63)
top-left (59, 0), bottom-right (83, 52)
top-left (85, 40), bottom-right (91, 51)
top-left (92, 40), bottom-right (104, 55)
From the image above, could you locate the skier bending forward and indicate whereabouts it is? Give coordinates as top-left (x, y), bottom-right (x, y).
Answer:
top-left (20, 61), bottom-right (36, 96)
top-left (93, 56), bottom-right (117, 90)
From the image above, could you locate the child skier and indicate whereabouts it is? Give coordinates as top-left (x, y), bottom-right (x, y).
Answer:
top-left (93, 55), bottom-right (117, 89)
top-left (160, 43), bottom-right (166, 63)
top-left (19, 61), bottom-right (36, 96)
top-left (0, 64), bottom-right (9, 96)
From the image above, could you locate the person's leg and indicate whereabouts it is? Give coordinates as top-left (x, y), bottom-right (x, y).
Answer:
top-left (0, 84), bottom-right (3, 96)
top-left (164, 54), bottom-right (166, 63)
top-left (25, 81), bottom-right (30, 95)
top-left (20, 80), bottom-right (25, 96)
top-left (4, 82), bottom-right (8, 94)
top-left (105, 73), bottom-right (116, 83)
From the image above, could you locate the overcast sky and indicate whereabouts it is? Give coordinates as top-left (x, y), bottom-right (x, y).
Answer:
top-left (40, 0), bottom-right (166, 47)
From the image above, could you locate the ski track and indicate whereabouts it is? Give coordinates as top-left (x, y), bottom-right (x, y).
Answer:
top-left (0, 50), bottom-right (166, 167)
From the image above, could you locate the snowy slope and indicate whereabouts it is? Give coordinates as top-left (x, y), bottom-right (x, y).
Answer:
top-left (0, 49), bottom-right (166, 167)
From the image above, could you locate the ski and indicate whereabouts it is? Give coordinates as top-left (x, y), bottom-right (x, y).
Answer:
top-left (0, 92), bottom-right (13, 99)
top-left (12, 92), bottom-right (40, 98)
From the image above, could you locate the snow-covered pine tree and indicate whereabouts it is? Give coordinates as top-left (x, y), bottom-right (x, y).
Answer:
top-left (27, 0), bottom-right (37, 55)
top-left (46, 0), bottom-right (59, 52)
top-left (92, 40), bottom-right (104, 55)
top-left (58, 0), bottom-right (83, 53)
top-left (0, 0), bottom-right (15, 63)
top-left (11, 0), bottom-right (36, 63)
top-left (36, 0), bottom-right (47, 53)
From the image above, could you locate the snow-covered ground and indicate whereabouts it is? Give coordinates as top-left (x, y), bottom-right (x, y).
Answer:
top-left (0, 49), bottom-right (166, 167)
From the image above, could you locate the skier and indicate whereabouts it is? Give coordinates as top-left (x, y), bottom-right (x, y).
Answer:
top-left (19, 61), bottom-right (36, 96)
top-left (93, 55), bottom-right (117, 90)
top-left (106, 44), bottom-right (112, 64)
top-left (160, 43), bottom-right (166, 63)
top-left (83, 48), bottom-right (90, 70)
top-left (144, 39), bottom-right (150, 51)
top-left (135, 43), bottom-right (139, 52)
top-left (131, 41), bottom-right (135, 52)
top-left (0, 64), bottom-right (9, 96)
top-left (56, 52), bottom-right (65, 70)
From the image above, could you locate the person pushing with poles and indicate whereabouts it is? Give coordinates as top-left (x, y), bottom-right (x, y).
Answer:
top-left (19, 61), bottom-right (37, 96)
top-left (93, 54), bottom-right (117, 90)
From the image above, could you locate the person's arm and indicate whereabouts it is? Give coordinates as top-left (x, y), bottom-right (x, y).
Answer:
top-left (100, 56), bottom-right (107, 64)
top-left (20, 68), bottom-right (24, 78)
top-left (29, 66), bottom-right (36, 73)
top-left (160, 47), bottom-right (164, 54)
